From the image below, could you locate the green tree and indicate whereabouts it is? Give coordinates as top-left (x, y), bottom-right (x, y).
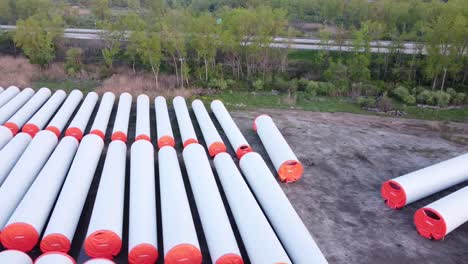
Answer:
top-left (65, 47), bottom-right (83, 75)
top-left (137, 32), bottom-right (162, 87)
top-left (91, 0), bottom-right (110, 20)
top-left (14, 14), bottom-right (63, 66)
top-left (190, 13), bottom-right (219, 81)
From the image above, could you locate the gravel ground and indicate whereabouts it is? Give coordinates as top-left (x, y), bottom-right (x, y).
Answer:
top-left (9, 105), bottom-right (468, 264)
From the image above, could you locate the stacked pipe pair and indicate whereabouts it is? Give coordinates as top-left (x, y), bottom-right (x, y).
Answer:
top-left (0, 86), bottom-right (20, 109)
top-left (382, 152), bottom-right (468, 240)
top-left (0, 250), bottom-right (115, 264)
top-left (0, 92), bottom-right (108, 253)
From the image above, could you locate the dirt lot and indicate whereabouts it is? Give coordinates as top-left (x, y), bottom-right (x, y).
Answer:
top-left (232, 110), bottom-right (468, 264)
top-left (16, 107), bottom-right (468, 263)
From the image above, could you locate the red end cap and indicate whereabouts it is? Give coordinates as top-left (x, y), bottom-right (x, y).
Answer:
top-left (46, 126), bottom-right (61, 138)
top-left (22, 123), bottom-right (40, 138)
top-left (84, 230), bottom-right (122, 259)
top-left (158, 135), bottom-right (175, 149)
top-left (40, 233), bottom-right (71, 253)
top-left (381, 180), bottom-right (407, 209)
top-left (35, 252), bottom-right (77, 264)
top-left (208, 141), bottom-right (227, 157)
top-left (278, 160), bottom-right (303, 183)
top-left (128, 243), bottom-right (158, 264)
top-left (414, 207), bottom-right (447, 240)
top-left (111, 131), bottom-right (127, 143)
top-left (215, 253), bottom-right (244, 264)
top-left (165, 244), bottom-right (202, 264)
top-left (65, 127), bottom-right (84, 142)
top-left (4, 122), bottom-right (19, 136)
top-left (0, 222), bottom-right (39, 252)
top-left (236, 145), bottom-right (253, 159)
top-left (135, 134), bottom-right (151, 142)
top-left (183, 138), bottom-right (198, 148)
top-left (90, 129), bottom-right (105, 140)
top-left (253, 114), bottom-right (270, 132)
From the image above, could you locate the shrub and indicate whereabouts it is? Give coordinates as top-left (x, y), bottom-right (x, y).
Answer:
top-left (208, 78), bottom-right (228, 90)
top-left (446, 88), bottom-right (457, 98)
top-left (377, 94), bottom-right (394, 112)
top-left (252, 79), bottom-right (264, 91)
top-left (65, 47), bottom-right (83, 76)
top-left (393, 86), bottom-right (410, 101)
top-left (403, 95), bottom-right (416, 105)
top-left (357, 97), bottom-right (376, 108)
top-left (297, 78), bottom-right (310, 91)
top-left (305, 81), bottom-right (319, 96)
top-left (316, 82), bottom-right (336, 96)
top-left (452, 93), bottom-right (466, 105)
top-left (433, 91), bottom-right (451, 107)
top-left (417, 90), bottom-right (436, 105)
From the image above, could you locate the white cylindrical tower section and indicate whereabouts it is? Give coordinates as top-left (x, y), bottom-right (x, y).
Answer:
top-left (135, 94), bottom-right (150, 142)
top-left (382, 153), bottom-right (468, 209)
top-left (159, 146), bottom-right (201, 264)
top-left (253, 115), bottom-right (303, 182)
top-left (111, 93), bottom-right (132, 143)
top-left (41, 134), bottom-right (104, 253)
top-left (129, 140), bottom-right (158, 264)
top-left (46, 90), bottom-right (83, 138)
top-left (84, 259), bottom-right (115, 264)
top-left (34, 252), bottom-right (76, 264)
top-left (0, 250), bottom-right (32, 264)
top-left (191, 100), bottom-right (226, 157)
top-left (1, 137), bottom-right (78, 252)
top-left (182, 144), bottom-right (242, 263)
top-left (414, 186), bottom-right (468, 240)
top-left (214, 153), bottom-right (291, 263)
top-left (0, 130), bottom-right (58, 230)
top-left (239, 152), bottom-right (327, 264)
top-left (0, 126), bottom-right (14, 151)
top-left (0, 86), bottom-right (20, 108)
top-left (155, 96), bottom-right (174, 148)
top-left (89, 92), bottom-right (115, 140)
top-left (0, 133), bottom-right (32, 184)
top-left (84, 140), bottom-right (126, 259)
top-left (211, 100), bottom-right (252, 159)
top-left (65, 92), bottom-right (99, 141)
top-left (0, 88), bottom-right (35, 125)
top-left (4, 87), bottom-right (51, 136)
top-left (22, 90), bottom-right (66, 138)
top-left (173, 96), bottom-right (197, 148)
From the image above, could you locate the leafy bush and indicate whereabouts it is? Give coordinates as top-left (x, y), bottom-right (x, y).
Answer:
top-left (252, 79), bottom-right (264, 91)
top-left (208, 78), bottom-right (228, 90)
top-left (393, 86), bottom-right (410, 101)
top-left (305, 81), bottom-right (319, 96)
top-left (433, 91), bottom-right (451, 107)
top-left (411, 86), bottom-right (425, 96)
top-left (357, 97), bottom-right (376, 108)
top-left (65, 47), bottom-right (83, 76)
top-left (297, 78), bottom-right (310, 92)
top-left (452, 93), bottom-right (466, 105)
top-left (446, 88), bottom-right (457, 98)
top-left (403, 95), bottom-right (416, 105)
top-left (416, 90), bottom-right (436, 105)
top-left (316, 82), bottom-right (336, 96)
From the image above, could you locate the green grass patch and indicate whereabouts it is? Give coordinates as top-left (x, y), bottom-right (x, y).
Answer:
top-left (32, 79), bottom-right (101, 93)
top-left (288, 50), bottom-right (322, 61)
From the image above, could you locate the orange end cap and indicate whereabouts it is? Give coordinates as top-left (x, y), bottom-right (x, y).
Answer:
top-left (165, 244), bottom-right (202, 264)
top-left (65, 127), bottom-right (84, 141)
top-left (253, 114), bottom-right (270, 132)
top-left (36, 252), bottom-right (76, 264)
top-left (135, 134), bottom-right (151, 142)
top-left (215, 253), bottom-right (244, 264)
top-left (381, 180), bottom-right (407, 209)
top-left (111, 131), bottom-right (127, 143)
top-left (46, 126), bottom-right (61, 138)
top-left (84, 230), bottom-right (122, 259)
top-left (183, 138), bottom-right (198, 148)
top-left (90, 129), bottom-right (106, 140)
top-left (236, 145), bottom-right (253, 159)
top-left (158, 135), bottom-right (175, 149)
top-left (278, 160), bottom-right (303, 183)
top-left (128, 243), bottom-right (158, 264)
top-left (40, 233), bottom-right (71, 253)
top-left (22, 123), bottom-right (40, 138)
top-left (0, 222), bottom-right (39, 252)
top-left (208, 141), bottom-right (227, 157)
top-left (4, 122), bottom-right (19, 136)
top-left (414, 208), bottom-right (447, 240)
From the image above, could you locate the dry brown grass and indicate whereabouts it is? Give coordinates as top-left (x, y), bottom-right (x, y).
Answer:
top-left (95, 72), bottom-right (202, 99)
top-left (0, 56), bottom-right (37, 87)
